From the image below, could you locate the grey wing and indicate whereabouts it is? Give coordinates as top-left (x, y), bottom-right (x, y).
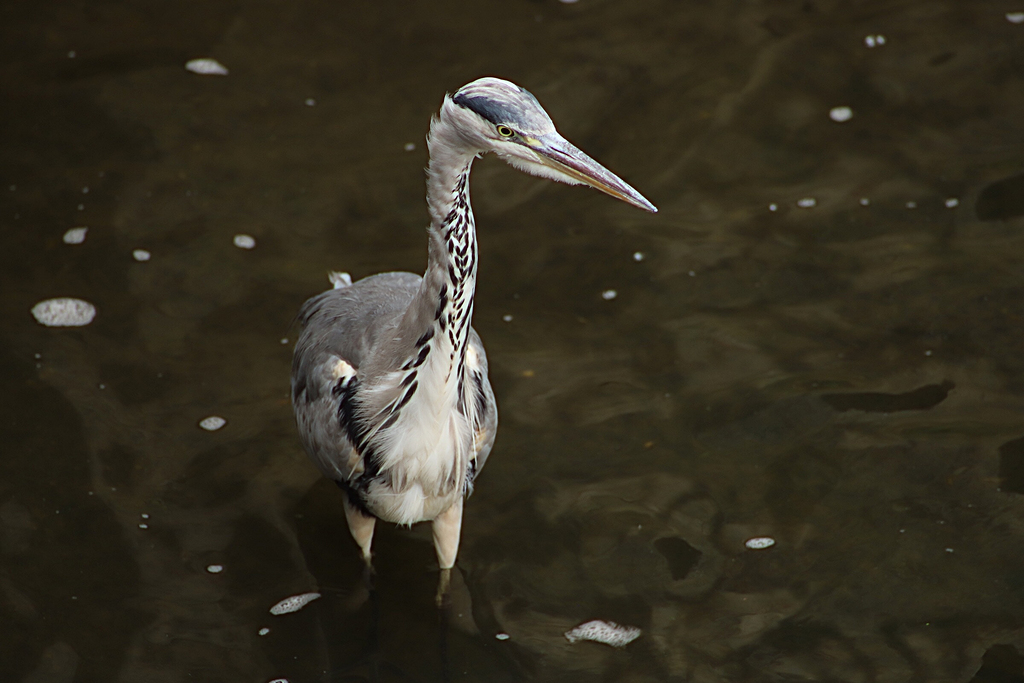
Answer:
top-left (290, 272), bottom-right (422, 483)
top-left (466, 327), bottom-right (498, 485)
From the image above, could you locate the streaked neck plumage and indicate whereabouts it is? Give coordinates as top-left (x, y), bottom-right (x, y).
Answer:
top-left (423, 108), bottom-right (480, 381)
top-left (354, 106), bottom-right (483, 522)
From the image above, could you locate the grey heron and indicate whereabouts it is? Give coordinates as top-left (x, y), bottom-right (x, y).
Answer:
top-left (291, 77), bottom-right (656, 593)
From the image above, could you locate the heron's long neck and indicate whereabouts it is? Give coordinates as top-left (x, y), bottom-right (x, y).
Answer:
top-left (354, 116), bottom-right (481, 503)
top-left (417, 124), bottom-right (479, 377)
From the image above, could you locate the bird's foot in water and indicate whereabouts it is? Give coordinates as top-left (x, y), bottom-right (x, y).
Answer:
top-left (435, 567), bottom-right (451, 608)
top-left (362, 560), bottom-right (376, 590)
top-left (337, 561), bottom-right (375, 611)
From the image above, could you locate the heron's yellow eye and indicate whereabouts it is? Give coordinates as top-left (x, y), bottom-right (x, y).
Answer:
top-left (496, 125), bottom-right (514, 137)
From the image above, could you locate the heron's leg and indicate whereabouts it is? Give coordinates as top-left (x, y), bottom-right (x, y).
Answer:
top-left (436, 569), bottom-right (452, 608)
top-left (342, 497), bottom-right (376, 569)
top-left (432, 496), bottom-right (463, 569)
top-left (432, 497), bottom-right (463, 606)
top-left (437, 580), bottom-right (451, 681)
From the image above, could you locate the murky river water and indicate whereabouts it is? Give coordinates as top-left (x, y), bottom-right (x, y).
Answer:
top-left (4, 1), bottom-right (1024, 681)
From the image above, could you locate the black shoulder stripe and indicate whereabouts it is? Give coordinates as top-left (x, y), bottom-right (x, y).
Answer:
top-left (337, 377), bottom-right (369, 452)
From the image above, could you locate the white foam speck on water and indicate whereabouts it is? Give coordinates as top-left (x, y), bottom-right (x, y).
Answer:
top-left (185, 58), bottom-right (228, 75)
top-left (601, 289), bottom-right (617, 300)
top-left (796, 197), bottom-right (817, 208)
top-left (633, 251), bottom-right (645, 261)
top-left (258, 627), bottom-right (270, 636)
top-left (906, 201), bottom-right (917, 209)
top-left (233, 234), bottom-right (256, 249)
top-left (206, 565), bottom-right (224, 574)
top-left (305, 98), bottom-right (316, 107)
top-left (133, 249), bottom-right (151, 261)
top-left (860, 197), bottom-right (870, 206)
top-left (1007, 12), bottom-right (1024, 24)
top-left (564, 620), bottom-right (641, 647)
top-left (768, 203), bottom-right (778, 211)
top-left (864, 35), bottom-right (887, 47)
top-left (199, 416), bottom-right (226, 431)
top-left (138, 523), bottom-right (148, 530)
top-left (270, 592), bottom-right (321, 615)
top-left (945, 198), bottom-right (960, 208)
top-left (31, 298), bottom-right (96, 327)
top-left (404, 142), bottom-right (416, 151)
top-left (268, 679), bottom-right (288, 683)
top-left (829, 106), bottom-right (853, 122)
top-left (502, 314), bottom-right (513, 322)
top-left (745, 536), bottom-right (776, 550)
top-left (63, 227), bottom-right (88, 244)
top-left (495, 633), bottom-right (510, 641)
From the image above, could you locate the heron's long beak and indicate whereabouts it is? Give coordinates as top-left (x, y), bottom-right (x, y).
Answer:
top-left (530, 133), bottom-right (658, 213)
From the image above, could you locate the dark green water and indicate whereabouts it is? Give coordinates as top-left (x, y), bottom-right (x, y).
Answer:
top-left (3, 1), bottom-right (1024, 681)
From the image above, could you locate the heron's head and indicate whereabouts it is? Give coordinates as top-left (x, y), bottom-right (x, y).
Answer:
top-left (440, 77), bottom-right (657, 213)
